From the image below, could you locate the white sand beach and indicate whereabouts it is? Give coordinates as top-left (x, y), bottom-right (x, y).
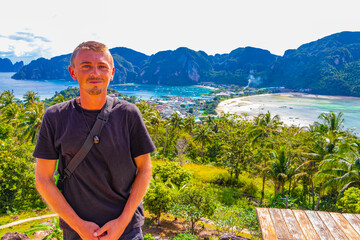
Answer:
top-left (216, 93), bottom-right (360, 128)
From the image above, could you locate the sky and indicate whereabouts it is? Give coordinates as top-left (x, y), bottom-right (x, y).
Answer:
top-left (0, 0), bottom-right (359, 64)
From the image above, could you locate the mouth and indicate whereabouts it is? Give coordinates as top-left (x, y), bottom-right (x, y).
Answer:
top-left (87, 78), bottom-right (104, 84)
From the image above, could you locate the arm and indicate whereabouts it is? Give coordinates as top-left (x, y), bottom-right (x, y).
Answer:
top-left (94, 153), bottom-right (152, 239)
top-left (35, 158), bottom-right (100, 240)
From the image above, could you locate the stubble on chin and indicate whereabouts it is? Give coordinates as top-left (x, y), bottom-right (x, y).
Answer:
top-left (85, 86), bottom-right (104, 95)
top-left (85, 77), bottom-right (105, 95)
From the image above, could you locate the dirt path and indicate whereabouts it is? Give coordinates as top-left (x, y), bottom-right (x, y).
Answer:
top-left (0, 214), bottom-right (58, 229)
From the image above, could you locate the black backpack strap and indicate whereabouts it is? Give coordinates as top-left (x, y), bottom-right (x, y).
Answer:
top-left (62, 96), bottom-right (114, 179)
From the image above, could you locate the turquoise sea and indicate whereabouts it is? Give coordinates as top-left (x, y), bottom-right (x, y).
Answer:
top-left (1, 72), bottom-right (359, 133)
top-left (0, 72), bottom-right (212, 100)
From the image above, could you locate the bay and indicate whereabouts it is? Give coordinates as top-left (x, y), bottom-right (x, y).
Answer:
top-left (0, 72), bottom-right (212, 100)
top-left (0, 72), bottom-right (78, 100)
top-left (1, 72), bottom-right (359, 134)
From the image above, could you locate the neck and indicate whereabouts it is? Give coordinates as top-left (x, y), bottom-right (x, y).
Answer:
top-left (78, 92), bottom-right (107, 110)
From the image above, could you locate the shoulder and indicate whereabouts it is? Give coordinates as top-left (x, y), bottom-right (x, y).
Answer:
top-left (44, 99), bottom-right (75, 118)
top-left (113, 98), bottom-right (140, 115)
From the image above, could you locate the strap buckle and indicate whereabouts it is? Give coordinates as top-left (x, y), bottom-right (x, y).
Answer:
top-left (97, 113), bottom-right (109, 123)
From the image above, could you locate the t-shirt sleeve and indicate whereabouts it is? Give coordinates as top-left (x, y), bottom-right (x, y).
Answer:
top-left (33, 109), bottom-right (59, 160)
top-left (129, 105), bottom-right (156, 159)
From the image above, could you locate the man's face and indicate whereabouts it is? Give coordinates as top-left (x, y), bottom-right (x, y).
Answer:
top-left (69, 50), bottom-right (115, 96)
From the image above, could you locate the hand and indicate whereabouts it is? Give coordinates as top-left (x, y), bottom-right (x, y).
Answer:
top-left (75, 220), bottom-right (101, 240)
top-left (94, 218), bottom-right (126, 240)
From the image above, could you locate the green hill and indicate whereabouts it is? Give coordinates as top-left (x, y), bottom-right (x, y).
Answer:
top-left (266, 31), bottom-right (360, 96)
top-left (9, 31), bottom-right (360, 96)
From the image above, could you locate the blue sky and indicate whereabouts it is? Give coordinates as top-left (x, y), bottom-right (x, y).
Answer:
top-left (1, 0), bottom-right (359, 64)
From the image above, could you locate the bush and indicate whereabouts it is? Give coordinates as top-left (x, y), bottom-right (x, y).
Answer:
top-left (0, 123), bottom-right (13, 140)
top-left (143, 234), bottom-right (155, 240)
top-left (269, 193), bottom-right (299, 209)
top-left (171, 184), bottom-right (216, 231)
top-left (211, 205), bottom-right (260, 236)
top-left (153, 161), bottom-right (192, 187)
top-left (144, 179), bottom-right (174, 224)
top-left (0, 140), bottom-right (44, 212)
top-left (217, 187), bottom-right (243, 206)
top-left (241, 181), bottom-right (258, 198)
top-left (212, 173), bottom-right (241, 187)
top-left (336, 187), bottom-right (360, 213)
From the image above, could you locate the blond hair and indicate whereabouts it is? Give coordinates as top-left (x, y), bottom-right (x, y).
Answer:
top-left (70, 41), bottom-right (113, 67)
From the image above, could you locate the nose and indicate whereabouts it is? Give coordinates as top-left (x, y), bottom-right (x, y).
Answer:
top-left (90, 66), bottom-right (100, 76)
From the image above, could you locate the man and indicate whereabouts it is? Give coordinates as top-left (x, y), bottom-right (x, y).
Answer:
top-left (34, 41), bottom-right (155, 240)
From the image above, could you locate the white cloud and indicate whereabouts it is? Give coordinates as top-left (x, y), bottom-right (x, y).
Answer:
top-left (0, 0), bottom-right (359, 63)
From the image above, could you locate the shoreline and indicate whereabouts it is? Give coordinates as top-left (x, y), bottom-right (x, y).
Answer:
top-left (268, 92), bottom-right (360, 100)
top-left (215, 92), bottom-right (360, 129)
top-left (193, 85), bottom-right (217, 90)
top-left (216, 92), bottom-right (360, 114)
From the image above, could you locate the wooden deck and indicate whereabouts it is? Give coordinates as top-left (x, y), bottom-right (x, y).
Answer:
top-left (256, 208), bottom-right (360, 240)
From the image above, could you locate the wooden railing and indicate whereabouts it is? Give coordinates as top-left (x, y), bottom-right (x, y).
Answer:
top-left (256, 208), bottom-right (360, 240)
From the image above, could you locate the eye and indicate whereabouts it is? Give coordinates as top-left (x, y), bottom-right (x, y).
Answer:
top-left (81, 64), bottom-right (91, 69)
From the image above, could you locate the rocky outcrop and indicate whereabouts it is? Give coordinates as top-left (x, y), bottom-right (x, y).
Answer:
top-left (266, 31), bottom-right (360, 96)
top-left (219, 233), bottom-right (251, 240)
top-left (12, 55), bottom-right (71, 80)
top-left (1, 232), bottom-right (29, 240)
top-left (0, 58), bottom-right (24, 72)
top-left (139, 47), bottom-right (213, 85)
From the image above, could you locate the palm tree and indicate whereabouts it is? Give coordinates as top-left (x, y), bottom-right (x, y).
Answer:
top-left (23, 90), bottom-right (40, 107)
top-left (249, 111), bottom-right (282, 204)
top-left (1, 103), bottom-right (24, 126)
top-left (0, 90), bottom-right (16, 109)
top-left (316, 111), bottom-right (344, 133)
top-left (19, 101), bottom-right (45, 143)
top-left (193, 125), bottom-right (212, 163)
top-left (219, 117), bottom-right (252, 180)
top-left (316, 140), bottom-right (360, 196)
top-left (306, 111), bottom-right (350, 209)
top-left (266, 147), bottom-right (298, 197)
top-left (183, 115), bottom-right (196, 133)
top-left (169, 111), bottom-right (183, 134)
top-left (50, 94), bottom-right (68, 105)
top-left (250, 111), bottom-right (282, 140)
top-left (205, 116), bottom-right (218, 133)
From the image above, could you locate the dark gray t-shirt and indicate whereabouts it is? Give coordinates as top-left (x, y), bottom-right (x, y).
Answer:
top-left (33, 97), bottom-right (156, 231)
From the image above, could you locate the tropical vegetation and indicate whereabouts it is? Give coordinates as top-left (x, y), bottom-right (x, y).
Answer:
top-left (0, 87), bottom-right (360, 239)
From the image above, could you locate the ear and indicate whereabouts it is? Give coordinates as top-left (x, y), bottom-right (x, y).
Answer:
top-left (68, 66), bottom-right (77, 80)
top-left (110, 67), bottom-right (115, 81)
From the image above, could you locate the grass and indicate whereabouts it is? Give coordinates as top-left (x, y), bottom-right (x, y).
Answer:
top-left (0, 215), bottom-right (55, 239)
top-left (152, 158), bottom-right (274, 204)
top-left (182, 163), bottom-right (227, 182)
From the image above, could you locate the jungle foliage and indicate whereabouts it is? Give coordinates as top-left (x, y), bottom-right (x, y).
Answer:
top-left (1, 88), bottom-right (360, 239)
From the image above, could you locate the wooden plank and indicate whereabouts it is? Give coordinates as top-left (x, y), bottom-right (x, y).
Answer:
top-left (269, 208), bottom-right (292, 240)
top-left (293, 210), bottom-right (320, 240)
top-left (305, 210), bottom-right (334, 240)
top-left (280, 209), bottom-right (305, 240)
top-left (256, 208), bottom-right (278, 240)
top-left (330, 212), bottom-right (360, 240)
top-left (343, 213), bottom-right (360, 236)
top-left (317, 211), bottom-right (347, 240)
